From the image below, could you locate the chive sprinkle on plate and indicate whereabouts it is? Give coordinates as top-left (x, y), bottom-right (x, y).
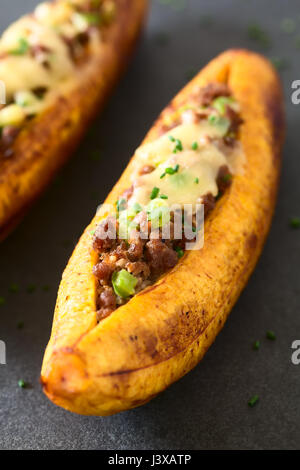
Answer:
top-left (18, 379), bottom-right (27, 389)
top-left (248, 395), bottom-right (259, 407)
top-left (266, 330), bottom-right (276, 340)
top-left (290, 217), bottom-right (300, 229)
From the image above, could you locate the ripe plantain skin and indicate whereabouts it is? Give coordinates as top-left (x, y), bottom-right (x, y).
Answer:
top-left (0, 0), bottom-right (149, 240)
top-left (41, 49), bottom-right (285, 416)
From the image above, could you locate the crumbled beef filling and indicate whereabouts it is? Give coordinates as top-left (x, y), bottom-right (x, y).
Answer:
top-left (144, 239), bottom-right (178, 275)
top-left (0, 126), bottom-right (20, 148)
top-left (198, 82), bottom-right (231, 107)
top-left (93, 83), bottom-right (242, 320)
top-left (139, 165), bottom-right (155, 175)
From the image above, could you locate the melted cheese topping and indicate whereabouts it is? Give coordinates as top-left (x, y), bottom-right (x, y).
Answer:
top-left (128, 122), bottom-right (243, 211)
top-left (0, 16), bottom-right (74, 100)
top-left (0, 0), bottom-right (109, 122)
top-left (135, 121), bottom-right (226, 168)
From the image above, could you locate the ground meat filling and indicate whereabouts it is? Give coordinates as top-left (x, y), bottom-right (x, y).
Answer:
top-left (93, 83), bottom-right (242, 321)
top-left (197, 82), bottom-right (231, 106)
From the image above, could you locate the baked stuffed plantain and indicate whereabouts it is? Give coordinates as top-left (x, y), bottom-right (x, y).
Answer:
top-left (0, 0), bottom-right (148, 240)
top-left (41, 49), bottom-right (285, 416)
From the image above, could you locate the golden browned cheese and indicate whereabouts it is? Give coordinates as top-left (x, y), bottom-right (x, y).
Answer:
top-left (0, 0), bottom-right (149, 240)
top-left (41, 49), bottom-right (285, 416)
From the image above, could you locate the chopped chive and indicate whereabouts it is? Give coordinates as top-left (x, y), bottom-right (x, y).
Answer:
top-left (270, 57), bottom-right (290, 71)
top-left (191, 141), bottom-right (198, 151)
top-left (9, 283), bottom-right (19, 293)
top-left (76, 12), bottom-right (101, 26)
top-left (160, 172), bottom-right (166, 179)
top-left (212, 96), bottom-right (235, 115)
top-left (175, 247), bottom-right (184, 258)
top-left (247, 23), bottom-right (270, 48)
top-left (42, 285), bottom-right (50, 292)
top-left (172, 139), bottom-right (183, 153)
top-left (165, 164), bottom-right (180, 175)
top-left (253, 340), bottom-right (260, 350)
top-left (116, 198), bottom-right (126, 212)
top-left (18, 380), bottom-right (27, 389)
top-left (222, 174), bottom-right (232, 183)
top-left (160, 194), bottom-right (168, 199)
top-left (266, 330), bottom-right (276, 340)
top-left (290, 217), bottom-right (300, 229)
top-left (10, 38), bottom-right (29, 55)
top-left (0, 296), bottom-right (5, 306)
top-left (150, 187), bottom-right (160, 200)
top-left (27, 285), bottom-right (36, 294)
top-left (17, 321), bottom-right (24, 330)
top-left (90, 150), bottom-right (101, 161)
top-left (248, 395), bottom-right (259, 407)
top-left (194, 177), bottom-right (199, 184)
top-left (169, 135), bottom-right (176, 142)
top-left (90, 230), bottom-right (95, 235)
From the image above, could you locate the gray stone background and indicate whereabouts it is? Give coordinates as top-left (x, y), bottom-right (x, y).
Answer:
top-left (0, 0), bottom-right (299, 450)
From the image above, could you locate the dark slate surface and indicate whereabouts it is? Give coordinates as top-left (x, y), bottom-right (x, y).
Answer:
top-left (0, 0), bottom-right (299, 450)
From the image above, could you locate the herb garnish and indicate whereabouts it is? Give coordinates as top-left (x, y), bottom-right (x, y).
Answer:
top-left (27, 285), bottom-right (36, 294)
top-left (78, 12), bottom-right (101, 26)
top-left (266, 330), bottom-right (276, 340)
top-left (18, 380), bottom-right (27, 389)
top-left (169, 135), bottom-right (183, 153)
top-left (290, 217), bottom-right (300, 229)
top-left (270, 57), bottom-right (290, 71)
top-left (150, 187), bottom-right (160, 200)
top-left (17, 321), bottom-right (24, 330)
top-left (175, 247), bottom-right (184, 258)
top-left (9, 283), bottom-right (19, 293)
top-left (160, 164), bottom-right (179, 178)
top-left (173, 139), bottom-right (183, 153)
top-left (248, 395), bottom-right (259, 407)
top-left (116, 198), bottom-right (127, 212)
top-left (222, 174), bottom-right (232, 184)
top-left (247, 23), bottom-right (270, 48)
top-left (10, 38), bottom-right (30, 56)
